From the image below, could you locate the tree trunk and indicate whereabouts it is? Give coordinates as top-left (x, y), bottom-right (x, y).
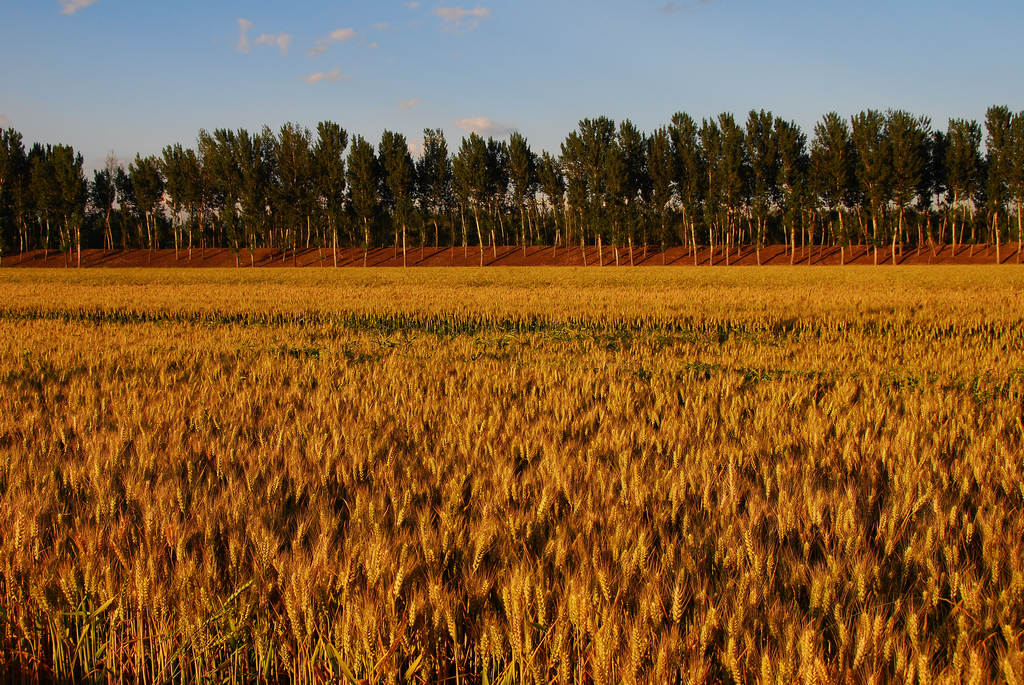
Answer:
top-left (893, 208), bottom-right (901, 265)
top-left (520, 205), bottom-right (527, 257)
top-left (403, 224), bottom-right (407, 268)
top-left (474, 208), bottom-right (484, 267)
top-left (598, 234), bottom-right (603, 267)
top-left (1018, 200), bottom-right (1023, 263)
top-left (691, 221), bottom-right (697, 266)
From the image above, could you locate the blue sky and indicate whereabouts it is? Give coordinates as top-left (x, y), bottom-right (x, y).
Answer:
top-left (2, 0), bottom-right (1022, 170)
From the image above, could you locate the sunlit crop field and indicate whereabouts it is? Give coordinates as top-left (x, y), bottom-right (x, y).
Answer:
top-left (1, 267), bottom-right (1023, 684)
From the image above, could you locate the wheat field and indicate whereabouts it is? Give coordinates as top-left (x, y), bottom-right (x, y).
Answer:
top-left (1, 267), bottom-right (1023, 683)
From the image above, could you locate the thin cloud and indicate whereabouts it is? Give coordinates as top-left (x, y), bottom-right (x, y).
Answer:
top-left (237, 18), bottom-right (292, 54)
top-left (405, 1), bottom-right (421, 7)
top-left (303, 68), bottom-right (350, 84)
top-left (399, 98), bottom-right (422, 111)
top-left (0, 114), bottom-right (10, 128)
top-left (373, 22), bottom-right (392, 30)
top-left (309, 27), bottom-right (356, 56)
top-left (59, 0), bottom-right (100, 14)
top-left (434, 5), bottom-right (491, 31)
top-left (408, 137), bottom-right (424, 157)
top-left (455, 116), bottom-right (514, 138)
top-left (367, 42), bottom-right (379, 49)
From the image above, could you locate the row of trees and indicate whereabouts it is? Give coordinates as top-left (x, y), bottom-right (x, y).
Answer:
top-left (1, 106), bottom-right (1023, 266)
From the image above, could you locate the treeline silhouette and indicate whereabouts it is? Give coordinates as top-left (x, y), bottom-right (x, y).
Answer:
top-left (1, 106), bottom-right (1022, 266)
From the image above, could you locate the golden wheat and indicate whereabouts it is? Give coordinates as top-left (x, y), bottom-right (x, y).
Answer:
top-left (0, 267), bottom-right (1022, 683)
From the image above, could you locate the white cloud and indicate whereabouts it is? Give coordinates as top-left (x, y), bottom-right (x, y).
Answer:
top-left (434, 5), bottom-right (491, 31)
top-left (303, 68), bottom-right (350, 84)
top-left (0, 114), bottom-right (10, 128)
top-left (408, 137), bottom-right (424, 157)
top-left (329, 28), bottom-right (356, 41)
top-left (455, 117), bottom-right (514, 138)
top-left (255, 33), bottom-right (292, 54)
top-left (237, 18), bottom-right (291, 54)
top-left (399, 98), bottom-right (422, 111)
top-left (59, 0), bottom-right (99, 15)
top-left (309, 27), bottom-right (356, 56)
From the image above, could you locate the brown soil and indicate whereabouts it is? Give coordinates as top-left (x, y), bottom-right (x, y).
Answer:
top-left (4, 243), bottom-right (1023, 268)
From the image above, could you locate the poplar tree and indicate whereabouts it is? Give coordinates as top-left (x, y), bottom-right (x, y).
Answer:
top-left (775, 117), bottom-right (808, 262)
top-left (379, 130), bottom-right (414, 265)
top-left (0, 129), bottom-right (28, 259)
top-left (1009, 112), bottom-right (1024, 261)
top-left (312, 121), bottom-right (348, 264)
top-left (346, 136), bottom-right (379, 264)
top-left (851, 110), bottom-right (891, 264)
top-left (811, 113), bottom-right (854, 253)
top-left (984, 106), bottom-right (1013, 260)
top-left (746, 109), bottom-right (779, 264)
top-left (944, 119), bottom-right (982, 255)
top-left (886, 110), bottom-right (930, 261)
top-left (417, 128), bottom-right (452, 247)
top-left (129, 154), bottom-right (164, 260)
top-left (561, 117), bottom-right (617, 256)
top-left (275, 122), bottom-right (314, 262)
top-left (615, 120), bottom-right (649, 262)
top-left (452, 132), bottom-right (491, 261)
top-left (668, 112), bottom-right (704, 261)
top-left (507, 131), bottom-right (537, 253)
top-left (536, 152), bottom-right (564, 246)
top-left (647, 127), bottom-right (675, 259)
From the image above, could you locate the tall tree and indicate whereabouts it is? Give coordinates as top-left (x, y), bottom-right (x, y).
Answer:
top-left (614, 120), bottom-right (649, 263)
top-left (886, 110), bottom-right (930, 261)
top-left (536, 151), bottom-right (564, 247)
top-left (161, 144), bottom-right (191, 259)
top-left (378, 130), bottom-right (414, 265)
top-left (29, 145), bottom-right (60, 258)
top-left (90, 155), bottom-right (118, 252)
top-left (775, 117), bottom-right (809, 262)
top-left (0, 129), bottom-right (28, 260)
top-left (312, 121), bottom-right (348, 265)
top-left (275, 122), bottom-right (313, 263)
top-left (453, 132), bottom-right (491, 261)
top-left (922, 129), bottom-right (948, 254)
top-left (561, 117), bottom-right (617, 258)
top-left (944, 119), bottom-right (982, 256)
top-left (129, 154), bottom-right (164, 260)
top-left (811, 113), bottom-right (854, 254)
top-left (647, 127), bottom-right (675, 259)
top-left (851, 110), bottom-right (891, 264)
top-left (417, 128), bottom-right (452, 248)
top-left (746, 109), bottom-right (779, 264)
top-left (703, 113), bottom-right (746, 264)
top-left (984, 106), bottom-right (1013, 261)
top-left (233, 128), bottom-right (275, 265)
top-left (1009, 112), bottom-right (1024, 261)
top-left (668, 112), bottom-right (704, 262)
top-left (52, 145), bottom-right (86, 266)
top-left (346, 135), bottom-right (379, 264)
top-left (507, 131), bottom-right (537, 254)
top-left (485, 137), bottom-right (509, 252)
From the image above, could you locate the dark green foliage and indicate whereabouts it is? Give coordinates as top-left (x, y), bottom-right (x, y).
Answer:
top-left (2, 104), bottom-right (1022, 258)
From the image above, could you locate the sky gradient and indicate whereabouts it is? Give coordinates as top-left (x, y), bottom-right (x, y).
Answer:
top-left (2, 0), bottom-right (1022, 170)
